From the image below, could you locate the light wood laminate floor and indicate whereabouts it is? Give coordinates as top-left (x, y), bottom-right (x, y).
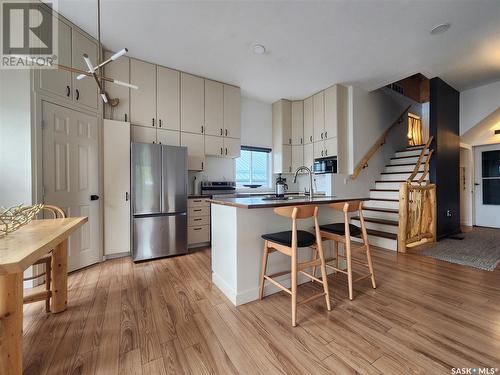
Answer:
top-left (23, 246), bottom-right (500, 375)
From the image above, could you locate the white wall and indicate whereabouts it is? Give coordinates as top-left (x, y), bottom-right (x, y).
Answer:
top-left (189, 96), bottom-right (273, 194)
top-left (460, 80), bottom-right (500, 136)
top-left (0, 70), bottom-right (33, 207)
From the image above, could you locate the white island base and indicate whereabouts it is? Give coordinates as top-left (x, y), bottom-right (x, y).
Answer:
top-left (210, 202), bottom-right (342, 306)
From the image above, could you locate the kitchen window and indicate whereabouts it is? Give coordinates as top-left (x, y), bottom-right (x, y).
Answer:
top-left (235, 146), bottom-right (271, 187)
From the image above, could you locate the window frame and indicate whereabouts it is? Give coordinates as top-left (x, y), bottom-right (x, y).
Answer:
top-left (235, 146), bottom-right (272, 189)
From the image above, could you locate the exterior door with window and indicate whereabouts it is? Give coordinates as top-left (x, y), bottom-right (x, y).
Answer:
top-left (42, 101), bottom-right (101, 271)
top-left (474, 144), bottom-right (500, 228)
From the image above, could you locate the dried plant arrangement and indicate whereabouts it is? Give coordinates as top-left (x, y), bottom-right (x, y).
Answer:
top-left (0, 204), bottom-right (44, 238)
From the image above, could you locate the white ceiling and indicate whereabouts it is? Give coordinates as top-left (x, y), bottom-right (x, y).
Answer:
top-left (53, 0), bottom-right (500, 102)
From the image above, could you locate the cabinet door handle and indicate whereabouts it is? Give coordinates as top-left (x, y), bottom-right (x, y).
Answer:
top-left (301, 138), bottom-right (303, 144)
top-left (225, 148), bottom-right (228, 155)
top-left (220, 128), bottom-right (223, 136)
top-left (225, 129), bottom-right (228, 136)
top-left (193, 209), bottom-right (202, 212)
top-left (321, 150), bottom-right (324, 157)
top-left (289, 138), bottom-right (291, 144)
top-left (220, 147), bottom-right (223, 155)
top-left (321, 132), bottom-right (323, 139)
top-left (152, 118), bottom-right (155, 127)
top-left (310, 135), bottom-right (312, 142)
top-left (66, 85), bottom-right (70, 97)
top-left (194, 218), bottom-right (202, 221)
top-left (201, 126), bottom-right (204, 133)
top-left (125, 192), bottom-right (129, 201)
top-left (325, 131), bottom-right (328, 138)
top-left (289, 166), bottom-right (291, 172)
top-left (325, 149), bottom-right (328, 156)
top-left (124, 113), bottom-right (128, 122)
top-left (159, 119), bottom-right (162, 128)
top-left (152, 141), bottom-right (156, 144)
top-left (193, 227), bottom-right (202, 231)
top-left (75, 89), bottom-right (80, 100)
top-left (201, 161), bottom-right (204, 169)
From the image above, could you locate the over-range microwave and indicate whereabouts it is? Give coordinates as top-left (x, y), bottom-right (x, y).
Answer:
top-left (313, 157), bottom-right (337, 174)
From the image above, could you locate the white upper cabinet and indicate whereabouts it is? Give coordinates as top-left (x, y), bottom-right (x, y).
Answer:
top-left (303, 97), bottom-right (314, 144)
top-left (157, 128), bottom-right (180, 146)
top-left (324, 85), bottom-right (338, 139)
top-left (223, 85), bottom-right (241, 139)
top-left (181, 132), bottom-right (205, 170)
top-left (313, 140), bottom-right (325, 160)
top-left (204, 80), bottom-right (224, 136)
top-left (104, 51), bottom-right (130, 122)
top-left (272, 100), bottom-right (292, 173)
top-left (313, 91), bottom-right (325, 142)
top-left (303, 143), bottom-right (314, 170)
top-left (72, 30), bottom-right (98, 109)
top-left (130, 59), bottom-right (157, 127)
top-left (324, 137), bottom-right (338, 158)
top-left (157, 66), bottom-right (180, 131)
top-left (224, 137), bottom-right (241, 159)
top-left (205, 135), bottom-right (224, 156)
top-left (291, 101), bottom-right (304, 145)
top-left (282, 145), bottom-right (292, 174)
top-left (40, 15), bottom-right (72, 99)
top-left (131, 125), bottom-right (157, 144)
top-left (181, 73), bottom-right (205, 134)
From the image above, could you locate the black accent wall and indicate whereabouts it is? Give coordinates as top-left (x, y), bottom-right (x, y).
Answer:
top-left (429, 78), bottom-right (461, 238)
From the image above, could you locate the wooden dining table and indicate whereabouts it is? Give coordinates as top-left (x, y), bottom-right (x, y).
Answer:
top-left (0, 217), bottom-right (87, 375)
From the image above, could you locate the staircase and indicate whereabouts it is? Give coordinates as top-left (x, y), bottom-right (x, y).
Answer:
top-left (351, 144), bottom-right (429, 251)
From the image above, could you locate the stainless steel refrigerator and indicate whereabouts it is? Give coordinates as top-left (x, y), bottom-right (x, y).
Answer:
top-left (131, 142), bottom-right (188, 261)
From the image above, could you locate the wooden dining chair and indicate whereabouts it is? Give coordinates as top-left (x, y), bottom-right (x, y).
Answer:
top-left (23, 204), bottom-right (65, 312)
top-left (259, 205), bottom-right (331, 327)
top-left (313, 201), bottom-right (376, 301)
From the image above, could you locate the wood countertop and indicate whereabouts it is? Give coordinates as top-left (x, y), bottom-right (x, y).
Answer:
top-left (207, 196), bottom-right (368, 209)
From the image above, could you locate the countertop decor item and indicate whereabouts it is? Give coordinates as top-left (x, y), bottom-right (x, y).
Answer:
top-left (0, 204), bottom-right (44, 238)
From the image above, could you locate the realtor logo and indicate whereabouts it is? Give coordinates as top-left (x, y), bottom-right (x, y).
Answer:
top-left (1, 0), bottom-right (58, 68)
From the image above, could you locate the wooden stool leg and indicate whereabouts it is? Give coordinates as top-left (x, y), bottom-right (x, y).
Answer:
top-left (291, 249), bottom-right (298, 327)
top-left (0, 273), bottom-right (23, 375)
top-left (259, 241), bottom-right (269, 300)
top-left (333, 240), bottom-right (338, 270)
top-left (365, 243), bottom-right (377, 289)
top-left (311, 247), bottom-right (318, 279)
top-left (51, 239), bottom-right (68, 313)
top-left (45, 258), bottom-right (52, 312)
top-left (316, 241), bottom-right (332, 311)
top-left (346, 239), bottom-right (354, 301)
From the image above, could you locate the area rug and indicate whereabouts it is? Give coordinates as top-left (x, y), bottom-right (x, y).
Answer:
top-left (415, 227), bottom-right (500, 271)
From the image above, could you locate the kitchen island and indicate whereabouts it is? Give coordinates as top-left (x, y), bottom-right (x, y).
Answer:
top-left (208, 195), bottom-right (367, 305)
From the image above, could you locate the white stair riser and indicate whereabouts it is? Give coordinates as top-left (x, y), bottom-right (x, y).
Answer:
top-left (369, 190), bottom-right (399, 200)
top-left (351, 219), bottom-right (398, 234)
top-left (365, 200), bottom-right (399, 210)
top-left (363, 209), bottom-right (399, 221)
top-left (352, 235), bottom-right (397, 251)
top-left (395, 149), bottom-right (429, 158)
top-left (384, 164), bottom-right (424, 173)
top-left (390, 156), bottom-right (420, 165)
top-left (375, 181), bottom-right (405, 190)
top-left (381, 172), bottom-right (424, 181)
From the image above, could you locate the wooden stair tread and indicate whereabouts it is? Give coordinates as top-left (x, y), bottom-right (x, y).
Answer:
top-left (398, 145), bottom-right (425, 152)
top-left (370, 189), bottom-right (399, 192)
top-left (367, 198), bottom-right (399, 202)
top-left (385, 163), bottom-right (420, 167)
top-left (366, 229), bottom-right (397, 240)
top-left (362, 207), bottom-right (399, 213)
top-left (375, 180), bottom-right (426, 183)
top-left (352, 216), bottom-right (398, 226)
top-left (381, 171), bottom-right (422, 175)
top-left (391, 155), bottom-right (423, 160)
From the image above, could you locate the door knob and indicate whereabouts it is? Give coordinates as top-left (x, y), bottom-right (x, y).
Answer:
top-left (474, 183), bottom-right (480, 186)
top-left (90, 194), bottom-right (100, 201)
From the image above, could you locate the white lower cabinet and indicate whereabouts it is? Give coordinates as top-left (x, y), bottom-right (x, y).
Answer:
top-left (157, 128), bottom-right (180, 146)
top-left (131, 125), bottom-right (157, 144)
top-left (292, 145), bottom-right (304, 172)
top-left (188, 198), bottom-right (210, 247)
top-left (181, 132), bottom-right (205, 170)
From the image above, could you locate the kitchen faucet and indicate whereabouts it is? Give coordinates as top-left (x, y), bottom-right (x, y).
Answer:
top-left (293, 166), bottom-right (314, 201)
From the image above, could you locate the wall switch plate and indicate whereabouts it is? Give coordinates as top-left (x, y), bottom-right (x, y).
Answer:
top-left (446, 209), bottom-right (452, 217)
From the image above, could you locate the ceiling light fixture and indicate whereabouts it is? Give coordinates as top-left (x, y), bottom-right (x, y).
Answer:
top-left (430, 23), bottom-right (451, 35)
top-left (253, 44), bottom-right (266, 55)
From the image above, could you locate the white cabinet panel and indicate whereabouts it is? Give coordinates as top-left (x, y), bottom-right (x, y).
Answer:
top-left (324, 137), bottom-right (338, 158)
top-left (282, 144), bottom-right (292, 174)
top-left (40, 15), bottom-right (72, 99)
top-left (205, 135), bottom-right (224, 156)
top-left (181, 132), bottom-right (205, 170)
top-left (104, 120), bottom-right (130, 255)
top-left (304, 96), bottom-right (314, 144)
top-left (131, 125), bottom-right (156, 144)
top-left (292, 145), bottom-right (304, 173)
top-left (223, 85), bottom-right (241, 138)
top-left (72, 30), bottom-right (98, 109)
top-left (130, 59), bottom-right (157, 127)
top-left (291, 101), bottom-right (304, 145)
top-left (314, 140), bottom-right (325, 160)
top-left (181, 73), bottom-right (204, 134)
top-left (157, 128), bottom-right (180, 146)
top-left (224, 137), bottom-right (241, 159)
top-left (205, 80), bottom-right (224, 136)
top-left (157, 66), bottom-right (180, 131)
top-left (304, 143), bottom-right (314, 170)
top-left (313, 91), bottom-right (325, 142)
top-left (104, 51), bottom-right (130, 122)
top-left (324, 85), bottom-right (338, 139)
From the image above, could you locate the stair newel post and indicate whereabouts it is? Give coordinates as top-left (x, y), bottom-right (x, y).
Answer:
top-left (398, 182), bottom-right (409, 253)
top-left (429, 185), bottom-right (437, 243)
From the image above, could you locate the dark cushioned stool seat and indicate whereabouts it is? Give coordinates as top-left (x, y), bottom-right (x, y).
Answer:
top-left (320, 223), bottom-right (361, 236)
top-left (261, 230), bottom-right (316, 247)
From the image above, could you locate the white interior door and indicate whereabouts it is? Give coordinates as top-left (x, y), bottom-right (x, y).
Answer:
top-left (42, 101), bottom-right (101, 271)
top-left (474, 144), bottom-right (500, 228)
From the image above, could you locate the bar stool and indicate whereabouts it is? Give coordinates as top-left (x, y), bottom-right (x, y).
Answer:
top-left (313, 201), bottom-right (376, 301)
top-left (259, 205), bottom-right (331, 327)
top-left (23, 204), bottom-right (65, 312)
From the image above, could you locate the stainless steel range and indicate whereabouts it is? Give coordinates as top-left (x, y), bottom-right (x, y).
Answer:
top-left (200, 181), bottom-right (236, 197)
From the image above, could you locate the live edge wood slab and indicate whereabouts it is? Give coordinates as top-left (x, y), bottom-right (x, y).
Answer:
top-left (208, 195), bottom-right (368, 209)
top-left (0, 217), bottom-right (87, 375)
